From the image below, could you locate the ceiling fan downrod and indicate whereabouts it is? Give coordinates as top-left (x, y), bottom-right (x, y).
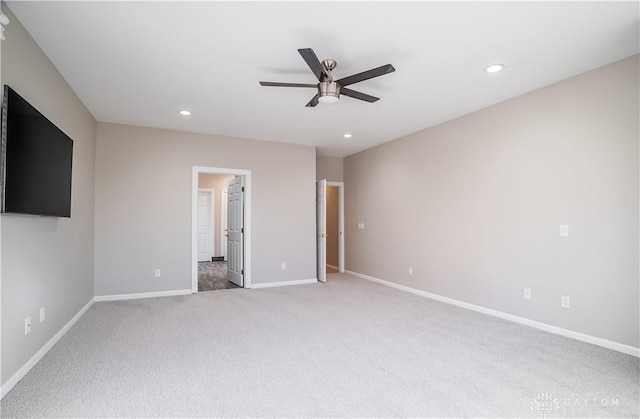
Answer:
top-left (318, 59), bottom-right (340, 104)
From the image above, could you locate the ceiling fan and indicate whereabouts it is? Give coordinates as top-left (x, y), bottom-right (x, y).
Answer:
top-left (259, 48), bottom-right (395, 107)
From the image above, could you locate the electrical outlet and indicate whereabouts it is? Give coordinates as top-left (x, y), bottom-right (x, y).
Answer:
top-left (560, 224), bottom-right (569, 237)
top-left (408, 267), bottom-right (413, 275)
top-left (40, 307), bottom-right (46, 322)
top-left (561, 295), bottom-right (571, 308)
top-left (524, 288), bottom-right (532, 300)
top-left (25, 317), bottom-right (31, 335)
top-left (154, 269), bottom-right (161, 278)
top-left (281, 263), bottom-right (287, 270)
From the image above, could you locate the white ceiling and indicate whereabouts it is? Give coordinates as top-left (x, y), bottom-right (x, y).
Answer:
top-left (6, 1), bottom-right (639, 158)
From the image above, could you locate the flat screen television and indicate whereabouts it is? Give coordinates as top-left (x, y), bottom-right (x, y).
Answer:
top-left (1, 85), bottom-right (73, 217)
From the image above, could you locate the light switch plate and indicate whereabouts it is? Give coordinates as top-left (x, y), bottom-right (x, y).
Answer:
top-left (357, 223), bottom-right (365, 230)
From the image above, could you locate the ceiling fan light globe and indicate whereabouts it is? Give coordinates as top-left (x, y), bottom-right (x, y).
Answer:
top-left (318, 95), bottom-right (340, 105)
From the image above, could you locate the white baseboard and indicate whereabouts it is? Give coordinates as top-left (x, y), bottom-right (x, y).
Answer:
top-left (1, 297), bottom-right (95, 399)
top-left (326, 264), bottom-right (338, 271)
top-left (345, 270), bottom-right (640, 358)
top-left (95, 289), bottom-right (192, 302)
top-left (251, 278), bottom-right (318, 289)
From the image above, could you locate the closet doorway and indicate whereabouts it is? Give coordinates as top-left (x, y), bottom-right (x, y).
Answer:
top-left (316, 180), bottom-right (344, 281)
top-left (325, 183), bottom-right (342, 274)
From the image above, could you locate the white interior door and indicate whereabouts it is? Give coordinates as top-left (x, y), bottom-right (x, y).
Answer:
top-left (221, 189), bottom-right (228, 261)
top-left (197, 190), bottom-right (213, 262)
top-left (227, 177), bottom-right (244, 287)
top-left (316, 179), bottom-right (327, 283)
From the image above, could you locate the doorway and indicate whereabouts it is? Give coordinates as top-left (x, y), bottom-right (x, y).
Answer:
top-left (325, 185), bottom-right (340, 274)
top-left (197, 176), bottom-right (233, 291)
top-left (316, 180), bottom-right (344, 281)
top-left (192, 166), bottom-right (252, 292)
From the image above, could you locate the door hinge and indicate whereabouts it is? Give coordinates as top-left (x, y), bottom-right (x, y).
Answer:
top-left (241, 269), bottom-right (244, 275)
top-left (241, 227), bottom-right (244, 233)
top-left (242, 186), bottom-right (245, 192)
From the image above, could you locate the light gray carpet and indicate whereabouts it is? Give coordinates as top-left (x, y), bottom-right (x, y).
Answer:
top-left (1, 273), bottom-right (638, 418)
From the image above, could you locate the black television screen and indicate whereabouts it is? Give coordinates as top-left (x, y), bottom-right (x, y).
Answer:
top-left (1, 85), bottom-right (73, 217)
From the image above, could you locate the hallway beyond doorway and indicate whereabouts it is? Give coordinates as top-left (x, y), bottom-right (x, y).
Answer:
top-left (198, 262), bottom-right (239, 291)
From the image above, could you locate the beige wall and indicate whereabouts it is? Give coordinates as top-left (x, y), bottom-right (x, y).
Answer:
top-left (317, 155), bottom-right (343, 182)
top-left (326, 186), bottom-right (339, 267)
top-left (198, 173), bottom-right (235, 258)
top-left (1, 5), bottom-right (97, 386)
top-left (94, 123), bottom-right (316, 295)
top-left (345, 55), bottom-right (639, 348)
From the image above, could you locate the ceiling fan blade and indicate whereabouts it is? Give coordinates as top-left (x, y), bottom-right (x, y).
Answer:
top-left (298, 48), bottom-right (327, 81)
top-left (340, 87), bottom-right (380, 103)
top-left (260, 81), bottom-right (317, 88)
top-left (336, 64), bottom-right (395, 87)
top-left (305, 93), bottom-right (320, 107)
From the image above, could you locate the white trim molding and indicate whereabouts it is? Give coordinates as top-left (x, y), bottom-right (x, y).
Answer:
top-left (251, 278), bottom-right (318, 289)
top-left (1, 297), bottom-right (95, 399)
top-left (94, 289), bottom-right (192, 302)
top-left (345, 270), bottom-right (640, 358)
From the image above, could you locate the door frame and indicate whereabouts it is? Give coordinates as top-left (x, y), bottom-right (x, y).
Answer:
top-left (192, 166), bottom-right (252, 292)
top-left (317, 179), bottom-right (327, 283)
top-left (220, 189), bottom-right (228, 261)
top-left (326, 181), bottom-right (345, 273)
top-left (197, 188), bottom-right (215, 262)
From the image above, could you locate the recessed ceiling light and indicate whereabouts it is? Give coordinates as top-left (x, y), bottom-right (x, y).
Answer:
top-left (484, 64), bottom-right (505, 73)
top-left (178, 110), bottom-right (191, 116)
top-left (343, 133), bottom-right (353, 138)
